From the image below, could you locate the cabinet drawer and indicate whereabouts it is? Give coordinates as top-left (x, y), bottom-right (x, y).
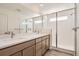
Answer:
top-left (36, 38), bottom-right (41, 43)
top-left (0, 40), bottom-right (35, 56)
top-left (23, 45), bottom-right (35, 56)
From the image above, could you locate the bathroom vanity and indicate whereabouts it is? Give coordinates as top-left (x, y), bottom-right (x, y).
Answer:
top-left (0, 33), bottom-right (50, 56)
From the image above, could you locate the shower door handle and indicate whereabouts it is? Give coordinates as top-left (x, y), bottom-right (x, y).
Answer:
top-left (72, 27), bottom-right (79, 31)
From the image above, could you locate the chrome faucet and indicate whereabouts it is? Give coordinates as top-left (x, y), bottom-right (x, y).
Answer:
top-left (10, 32), bottom-right (15, 38)
top-left (4, 31), bottom-right (15, 38)
top-left (34, 30), bottom-right (39, 34)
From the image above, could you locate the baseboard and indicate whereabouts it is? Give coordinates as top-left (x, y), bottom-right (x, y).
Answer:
top-left (51, 46), bottom-right (75, 56)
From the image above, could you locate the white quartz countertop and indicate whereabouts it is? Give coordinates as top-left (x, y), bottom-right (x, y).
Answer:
top-left (0, 33), bottom-right (49, 49)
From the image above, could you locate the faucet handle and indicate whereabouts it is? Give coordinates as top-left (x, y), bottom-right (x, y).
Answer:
top-left (11, 32), bottom-right (15, 35)
top-left (10, 32), bottom-right (15, 38)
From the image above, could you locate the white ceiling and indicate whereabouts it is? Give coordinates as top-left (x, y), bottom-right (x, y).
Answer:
top-left (0, 3), bottom-right (75, 18)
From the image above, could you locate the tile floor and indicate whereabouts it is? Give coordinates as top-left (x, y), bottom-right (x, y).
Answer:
top-left (44, 49), bottom-right (73, 56)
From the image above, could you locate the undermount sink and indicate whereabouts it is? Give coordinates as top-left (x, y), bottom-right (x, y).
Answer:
top-left (0, 33), bottom-right (41, 40)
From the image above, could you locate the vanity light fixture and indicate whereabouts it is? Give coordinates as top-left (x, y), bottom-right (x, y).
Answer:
top-left (50, 18), bottom-right (56, 22)
top-left (22, 22), bottom-right (27, 25)
top-left (58, 16), bottom-right (68, 21)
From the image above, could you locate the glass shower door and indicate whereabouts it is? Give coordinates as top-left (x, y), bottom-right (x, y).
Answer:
top-left (47, 13), bottom-right (56, 48)
top-left (42, 15), bottom-right (48, 33)
top-left (57, 9), bottom-right (75, 53)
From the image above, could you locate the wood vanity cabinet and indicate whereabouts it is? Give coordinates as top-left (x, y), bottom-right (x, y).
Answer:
top-left (23, 45), bottom-right (36, 56)
top-left (12, 45), bottom-right (36, 56)
top-left (41, 35), bottom-right (50, 55)
top-left (11, 51), bottom-right (22, 56)
top-left (11, 45), bottom-right (36, 56)
top-left (35, 35), bottom-right (50, 56)
top-left (36, 42), bottom-right (42, 56)
top-left (46, 38), bottom-right (50, 50)
top-left (0, 34), bottom-right (50, 56)
top-left (0, 39), bottom-right (36, 56)
top-left (41, 39), bottom-right (46, 55)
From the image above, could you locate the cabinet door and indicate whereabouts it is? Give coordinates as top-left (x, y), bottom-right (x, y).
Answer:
top-left (47, 13), bottom-right (56, 47)
top-left (11, 51), bottom-right (22, 56)
top-left (36, 42), bottom-right (42, 56)
top-left (57, 9), bottom-right (75, 50)
top-left (41, 40), bottom-right (46, 55)
top-left (46, 38), bottom-right (50, 50)
top-left (36, 49), bottom-right (42, 56)
top-left (23, 45), bottom-right (35, 56)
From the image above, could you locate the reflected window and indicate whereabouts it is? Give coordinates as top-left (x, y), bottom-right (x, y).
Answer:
top-left (35, 20), bottom-right (42, 24)
top-left (50, 16), bottom-right (68, 22)
top-left (22, 20), bottom-right (27, 25)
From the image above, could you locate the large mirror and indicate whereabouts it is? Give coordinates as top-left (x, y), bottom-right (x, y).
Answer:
top-left (33, 16), bottom-right (42, 33)
top-left (20, 18), bottom-right (33, 33)
top-left (0, 14), bottom-right (8, 34)
top-left (47, 13), bottom-right (57, 48)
